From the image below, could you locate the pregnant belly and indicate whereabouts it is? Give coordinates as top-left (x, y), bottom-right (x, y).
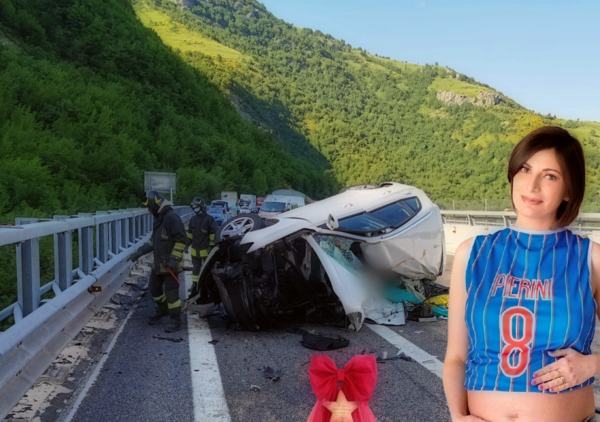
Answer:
top-left (467, 386), bottom-right (594, 422)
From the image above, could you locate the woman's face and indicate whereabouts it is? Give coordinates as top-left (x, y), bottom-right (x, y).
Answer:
top-left (512, 148), bottom-right (569, 227)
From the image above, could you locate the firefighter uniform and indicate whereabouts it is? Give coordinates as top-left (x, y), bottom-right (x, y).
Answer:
top-left (187, 207), bottom-right (218, 288)
top-left (130, 191), bottom-right (187, 332)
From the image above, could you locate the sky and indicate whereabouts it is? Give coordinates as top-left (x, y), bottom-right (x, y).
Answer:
top-left (259, 0), bottom-right (599, 122)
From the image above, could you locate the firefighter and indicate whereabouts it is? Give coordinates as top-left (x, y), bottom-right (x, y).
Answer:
top-left (129, 191), bottom-right (187, 333)
top-left (187, 197), bottom-right (218, 296)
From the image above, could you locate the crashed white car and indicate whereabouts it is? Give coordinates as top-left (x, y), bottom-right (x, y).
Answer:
top-left (189, 182), bottom-right (445, 331)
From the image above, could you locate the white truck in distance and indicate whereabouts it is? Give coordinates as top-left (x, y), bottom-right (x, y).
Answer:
top-left (258, 194), bottom-right (305, 218)
top-left (238, 194), bottom-right (256, 214)
top-left (220, 191), bottom-right (238, 211)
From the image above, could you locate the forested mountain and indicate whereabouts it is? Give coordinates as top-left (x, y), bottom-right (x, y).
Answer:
top-left (137, 0), bottom-right (600, 207)
top-left (0, 0), bottom-right (338, 224)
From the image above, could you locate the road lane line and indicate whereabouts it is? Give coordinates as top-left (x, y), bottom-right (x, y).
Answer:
top-left (62, 307), bottom-right (135, 422)
top-left (185, 272), bottom-right (231, 422)
top-left (366, 324), bottom-right (444, 378)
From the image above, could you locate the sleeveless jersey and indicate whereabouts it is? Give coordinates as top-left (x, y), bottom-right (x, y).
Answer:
top-left (464, 227), bottom-right (596, 392)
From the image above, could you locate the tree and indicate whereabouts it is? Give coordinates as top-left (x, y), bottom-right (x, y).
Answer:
top-left (251, 168), bottom-right (268, 196)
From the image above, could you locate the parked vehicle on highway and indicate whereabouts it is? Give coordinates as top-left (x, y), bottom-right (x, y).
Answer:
top-left (187, 182), bottom-right (446, 331)
top-left (238, 194), bottom-right (256, 214)
top-left (220, 191), bottom-right (238, 211)
top-left (206, 205), bottom-right (229, 226)
top-left (258, 194), bottom-right (305, 218)
top-left (211, 200), bottom-right (231, 214)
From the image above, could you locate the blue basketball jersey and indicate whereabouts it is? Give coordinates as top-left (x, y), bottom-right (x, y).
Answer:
top-left (464, 227), bottom-right (596, 392)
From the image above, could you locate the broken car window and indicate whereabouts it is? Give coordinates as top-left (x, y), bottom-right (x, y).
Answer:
top-left (403, 197), bottom-right (421, 213)
top-left (371, 199), bottom-right (418, 229)
top-left (337, 214), bottom-right (391, 234)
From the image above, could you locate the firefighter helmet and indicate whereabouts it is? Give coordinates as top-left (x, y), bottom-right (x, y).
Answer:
top-left (142, 191), bottom-right (166, 215)
top-left (190, 197), bottom-right (206, 212)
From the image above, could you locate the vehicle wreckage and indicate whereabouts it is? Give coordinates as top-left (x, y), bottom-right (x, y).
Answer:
top-left (186, 182), bottom-right (446, 331)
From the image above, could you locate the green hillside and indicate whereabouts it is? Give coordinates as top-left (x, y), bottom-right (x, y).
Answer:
top-left (0, 0), bottom-right (337, 224)
top-left (0, 0), bottom-right (339, 316)
top-left (140, 0), bottom-right (600, 206)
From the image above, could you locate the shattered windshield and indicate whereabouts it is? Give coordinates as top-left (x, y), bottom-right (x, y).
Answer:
top-left (261, 202), bottom-right (286, 212)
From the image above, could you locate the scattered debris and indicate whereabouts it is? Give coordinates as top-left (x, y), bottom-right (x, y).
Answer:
top-left (418, 317), bottom-right (437, 323)
top-left (249, 384), bottom-right (261, 392)
top-left (260, 366), bottom-right (282, 382)
top-left (376, 351), bottom-right (416, 363)
top-left (208, 339), bottom-right (219, 345)
top-left (152, 336), bottom-right (185, 343)
top-left (39, 364), bottom-right (69, 385)
top-left (298, 329), bottom-right (349, 351)
top-left (111, 294), bottom-right (134, 306)
top-left (397, 352), bottom-right (415, 362)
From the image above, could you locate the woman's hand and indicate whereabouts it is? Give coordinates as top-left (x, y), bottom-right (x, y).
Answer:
top-left (531, 348), bottom-right (596, 392)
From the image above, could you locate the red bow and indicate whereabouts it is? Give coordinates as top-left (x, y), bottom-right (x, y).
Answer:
top-left (307, 355), bottom-right (377, 422)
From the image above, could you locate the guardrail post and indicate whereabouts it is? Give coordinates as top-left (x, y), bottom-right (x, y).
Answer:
top-left (96, 212), bottom-right (109, 264)
top-left (78, 213), bottom-right (94, 275)
top-left (121, 214), bottom-right (129, 249)
top-left (53, 216), bottom-right (73, 291)
top-left (15, 218), bottom-right (40, 318)
top-left (109, 217), bottom-right (119, 256)
top-left (128, 215), bottom-right (135, 245)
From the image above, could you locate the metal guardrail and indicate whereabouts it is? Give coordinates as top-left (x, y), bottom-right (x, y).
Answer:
top-left (0, 206), bottom-right (193, 419)
top-left (440, 210), bottom-right (600, 233)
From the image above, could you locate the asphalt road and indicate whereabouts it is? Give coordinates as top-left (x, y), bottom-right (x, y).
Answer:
top-left (13, 252), bottom-right (600, 422)
top-left (32, 256), bottom-right (452, 422)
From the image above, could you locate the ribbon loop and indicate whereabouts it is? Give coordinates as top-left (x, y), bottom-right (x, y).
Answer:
top-left (307, 355), bottom-right (377, 422)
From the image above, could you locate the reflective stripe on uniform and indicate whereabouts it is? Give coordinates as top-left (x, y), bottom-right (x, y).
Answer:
top-left (153, 293), bottom-right (167, 302)
top-left (168, 299), bottom-right (182, 309)
top-left (171, 250), bottom-right (183, 258)
top-left (191, 274), bottom-right (199, 283)
top-left (200, 249), bottom-right (209, 258)
top-left (209, 234), bottom-right (215, 246)
top-left (187, 232), bottom-right (193, 239)
top-left (173, 242), bottom-right (186, 251)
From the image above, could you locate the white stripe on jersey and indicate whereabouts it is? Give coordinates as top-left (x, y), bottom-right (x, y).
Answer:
top-left (479, 230), bottom-right (514, 390)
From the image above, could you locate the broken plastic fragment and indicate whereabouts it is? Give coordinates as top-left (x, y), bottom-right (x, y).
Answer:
top-left (261, 366), bottom-right (282, 382)
top-left (152, 335), bottom-right (185, 343)
top-left (298, 329), bottom-right (349, 351)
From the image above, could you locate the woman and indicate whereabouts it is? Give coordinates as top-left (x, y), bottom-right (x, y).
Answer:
top-left (443, 126), bottom-right (600, 422)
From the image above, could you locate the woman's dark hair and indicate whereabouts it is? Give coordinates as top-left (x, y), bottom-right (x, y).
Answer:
top-left (507, 126), bottom-right (585, 228)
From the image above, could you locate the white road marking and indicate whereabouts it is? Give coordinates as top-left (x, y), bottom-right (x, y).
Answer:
top-left (366, 324), bottom-right (444, 378)
top-left (62, 308), bottom-right (135, 422)
top-left (185, 272), bottom-right (231, 422)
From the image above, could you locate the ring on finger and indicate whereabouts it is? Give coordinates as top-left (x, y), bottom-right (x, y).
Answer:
top-left (559, 375), bottom-right (566, 385)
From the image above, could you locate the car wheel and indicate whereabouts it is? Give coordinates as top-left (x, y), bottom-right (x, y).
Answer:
top-left (215, 214), bottom-right (265, 243)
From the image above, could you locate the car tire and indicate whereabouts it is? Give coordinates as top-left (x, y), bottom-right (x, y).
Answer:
top-left (215, 214), bottom-right (265, 243)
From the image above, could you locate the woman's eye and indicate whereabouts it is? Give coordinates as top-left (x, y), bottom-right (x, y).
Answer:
top-left (545, 174), bottom-right (557, 181)
top-left (520, 167), bottom-right (530, 173)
